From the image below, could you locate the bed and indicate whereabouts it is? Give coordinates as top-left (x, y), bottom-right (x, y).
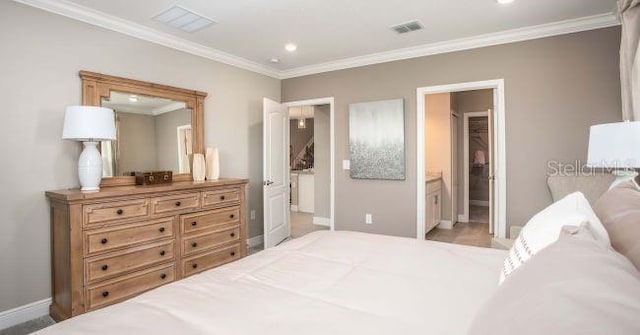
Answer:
top-left (35, 231), bottom-right (507, 335)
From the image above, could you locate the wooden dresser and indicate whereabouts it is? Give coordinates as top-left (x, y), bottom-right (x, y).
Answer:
top-left (46, 179), bottom-right (248, 321)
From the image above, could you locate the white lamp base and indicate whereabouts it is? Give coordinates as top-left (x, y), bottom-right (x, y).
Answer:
top-left (610, 169), bottom-right (639, 190)
top-left (78, 141), bottom-right (103, 191)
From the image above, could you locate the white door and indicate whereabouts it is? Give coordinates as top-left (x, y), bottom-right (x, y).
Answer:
top-left (263, 98), bottom-right (290, 248)
top-left (487, 108), bottom-right (495, 235)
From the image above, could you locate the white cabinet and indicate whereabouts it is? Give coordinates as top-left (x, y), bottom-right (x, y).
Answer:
top-left (297, 173), bottom-right (315, 213)
top-left (425, 179), bottom-right (442, 235)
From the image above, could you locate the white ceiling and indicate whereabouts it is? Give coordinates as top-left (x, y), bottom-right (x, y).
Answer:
top-left (17, 0), bottom-right (619, 78)
top-left (102, 92), bottom-right (186, 116)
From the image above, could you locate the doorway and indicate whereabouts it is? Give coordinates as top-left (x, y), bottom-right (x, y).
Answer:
top-left (262, 97), bottom-right (335, 249)
top-left (416, 80), bottom-right (506, 244)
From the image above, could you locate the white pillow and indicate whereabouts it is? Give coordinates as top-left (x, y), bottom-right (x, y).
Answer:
top-left (499, 192), bottom-right (610, 283)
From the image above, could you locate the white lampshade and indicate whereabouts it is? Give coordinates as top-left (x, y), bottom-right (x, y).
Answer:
top-left (587, 121), bottom-right (640, 168)
top-left (62, 106), bottom-right (116, 141)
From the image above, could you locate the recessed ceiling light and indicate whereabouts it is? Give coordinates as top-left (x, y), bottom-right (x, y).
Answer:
top-left (285, 43), bottom-right (297, 52)
top-left (496, 0), bottom-right (515, 4)
top-left (129, 95), bottom-right (138, 102)
top-left (270, 58), bottom-right (280, 63)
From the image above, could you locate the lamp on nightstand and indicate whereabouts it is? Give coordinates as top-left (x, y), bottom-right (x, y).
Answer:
top-left (587, 121), bottom-right (640, 189)
top-left (62, 106), bottom-right (116, 191)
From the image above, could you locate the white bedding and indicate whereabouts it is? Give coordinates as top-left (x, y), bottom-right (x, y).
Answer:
top-left (36, 231), bottom-right (507, 335)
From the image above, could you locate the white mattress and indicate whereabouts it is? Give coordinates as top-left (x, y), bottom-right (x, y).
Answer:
top-left (36, 231), bottom-right (507, 335)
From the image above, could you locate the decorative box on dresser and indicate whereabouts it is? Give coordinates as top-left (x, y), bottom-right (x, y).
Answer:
top-left (46, 179), bottom-right (248, 321)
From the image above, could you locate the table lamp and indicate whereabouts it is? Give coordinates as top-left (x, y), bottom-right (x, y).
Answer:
top-left (587, 121), bottom-right (640, 189)
top-left (62, 106), bottom-right (116, 191)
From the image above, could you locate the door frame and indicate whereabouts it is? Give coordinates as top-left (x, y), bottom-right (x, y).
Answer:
top-left (283, 97), bottom-right (335, 231)
top-left (416, 79), bottom-right (506, 239)
top-left (461, 111), bottom-right (489, 223)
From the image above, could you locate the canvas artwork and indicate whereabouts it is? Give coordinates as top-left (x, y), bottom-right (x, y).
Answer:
top-left (349, 99), bottom-right (405, 180)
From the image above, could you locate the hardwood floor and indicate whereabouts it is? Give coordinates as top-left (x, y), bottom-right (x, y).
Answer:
top-left (290, 211), bottom-right (329, 238)
top-left (426, 205), bottom-right (492, 248)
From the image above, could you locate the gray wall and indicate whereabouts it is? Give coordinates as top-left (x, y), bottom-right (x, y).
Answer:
top-left (314, 105), bottom-right (331, 219)
top-left (117, 112), bottom-right (157, 174)
top-left (155, 108), bottom-right (192, 172)
top-left (282, 27), bottom-right (622, 238)
top-left (0, 1), bottom-right (279, 313)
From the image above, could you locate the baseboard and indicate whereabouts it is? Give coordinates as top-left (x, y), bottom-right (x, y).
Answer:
top-left (246, 235), bottom-right (264, 248)
top-left (457, 214), bottom-right (468, 223)
top-left (470, 200), bottom-right (490, 207)
top-left (290, 205), bottom-right (298, 211)
top-left (437, 220), bottom-right (453, 229)
top-left (0, 298), bottom-right (51, 330)
top-left (510, 226), bottom-right (523, 238)
top-left (312, 216), bottom-right (330, 226)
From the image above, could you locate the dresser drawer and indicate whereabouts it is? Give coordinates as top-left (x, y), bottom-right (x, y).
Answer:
top-left (84, 199), bottom-right (149, 226)
top-left (182, 244), bottom-right (241, 277)
top-left (202, 188), bottom-right (240, 208)
top-left (86, 264), bottom-right (175, 311)
top-left (181, 207), bottom-right (240, 235)
top-left (182, 226), bottom-right (240, 257)
top-left (151, 193), bottom-right (200, 215)
top-left (85, 217), bottom-right (174, 255)
top-left (85, 240), bottom-right (175, 284)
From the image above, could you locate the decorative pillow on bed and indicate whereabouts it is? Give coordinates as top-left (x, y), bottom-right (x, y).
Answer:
top-left (469, 224), bottom-right (640, 335)
top-left (499, 192), bottom-right (609, 283)
top-left (594, 180), bottom-right (640, 270)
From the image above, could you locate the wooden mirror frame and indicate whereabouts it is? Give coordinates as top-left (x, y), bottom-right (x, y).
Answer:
top-left (80, 71), bottom-right (207, 187)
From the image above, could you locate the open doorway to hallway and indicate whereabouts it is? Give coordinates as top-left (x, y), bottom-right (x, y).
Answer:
top-left (421, 88), bottom-right (498, 248)
top-left (288, 104), bottom-right (331, 239)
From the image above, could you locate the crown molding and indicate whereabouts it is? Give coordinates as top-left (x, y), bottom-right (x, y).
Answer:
top-left (14, 0), bottom-right (619, 80)
top-left (13, 0), bottom-right (281, 78)
top-left (279, 13), bottom-right (620, 79)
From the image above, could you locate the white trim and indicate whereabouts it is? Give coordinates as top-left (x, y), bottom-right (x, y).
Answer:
top-left (457, 214), bottom-right (468, 223)
top-left (312, 216), bottom-right (330, 226)
top-left (463, 111), bottom-right (489, 223)
top-left (279, 13), bottom-right (619, 79)
top-left (417, 79), bottom-right (507, 240)
top-left (289, 205), bottom-right (299, 212)
top-left (283, 97), bottom-right (335, 232)
top-left (246, 235), bottom-right (264, 248)
top-left (13, 0), bottom-right (280, 78)
top-left (0, 298), bottom-right (51, 331)
top-left (13, 0), bottom-right (618, 80)
top-left (437, 220), bottom-right (453, 230)
top-left (470, 200), bottom-right (490, 207)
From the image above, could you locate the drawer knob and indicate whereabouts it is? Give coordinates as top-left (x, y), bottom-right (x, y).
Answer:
top-left (101, 265), bottom-right (108, 271)
top-left (160, 273), bottom-right (167, 280)
top-left (192, 263), bottom-right (198, 269)
top-left (116, 209), bottom-right (124, 215)
top-left (191, 242), bottom-right (198, 248)
top-left (160, 250), bottom-right (166, 256)
top-left (159, 227), bottom-right (165, 233)
top-left (230, 251), bottom-right (236, 256)
top-left (191, 221), bottom-right (197, 227)
top-left (220, 195), bottom-right (225, 200)
top-left (230, 232), bottom-right (235, 237)
top-left (102, 291), bottom-right (109, 298)
top-left (101, 238), bottom-right (108, 245)
top-left (230, 214), bottom-right (235, 219)
top-left (175, 201), bottom-right (181, 207)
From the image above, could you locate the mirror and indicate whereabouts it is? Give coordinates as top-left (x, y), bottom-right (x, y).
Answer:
top-left (100, 91), bottom-right (192, 177)
top-left (80, 70), bottom-right (206, 187)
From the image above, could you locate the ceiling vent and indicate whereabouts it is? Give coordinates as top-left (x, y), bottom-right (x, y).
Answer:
top-left (390, 21), bottom-right (423, 34)
top-left (153, 5), bottom-right (216, 33)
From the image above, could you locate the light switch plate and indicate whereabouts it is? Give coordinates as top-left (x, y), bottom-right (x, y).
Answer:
top-left (342, 160), bottom-right (350, 170)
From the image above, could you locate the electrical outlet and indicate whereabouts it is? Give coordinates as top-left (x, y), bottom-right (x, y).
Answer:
top-left (342, 160), bottom-right (350, 170)
top-left (365, 213), bottom-right (372, 224)
top-left (250, 210), bottom-right (256, 220)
